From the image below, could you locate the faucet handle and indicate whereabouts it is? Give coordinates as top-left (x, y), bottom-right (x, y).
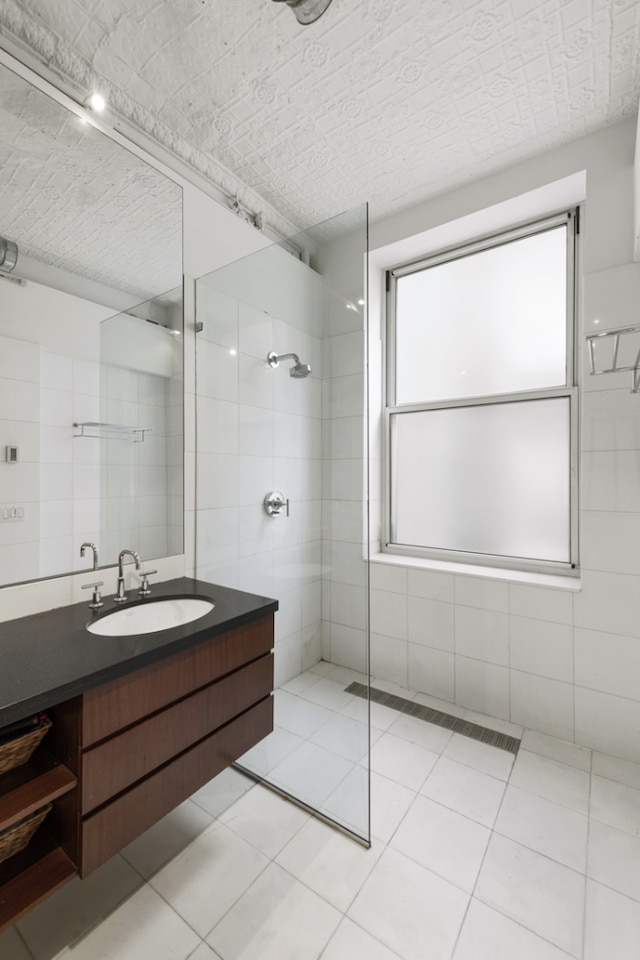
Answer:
top-left (137, 569), bottom-right (157, 597)
top-left (82, 580), bottom-right (104, 609)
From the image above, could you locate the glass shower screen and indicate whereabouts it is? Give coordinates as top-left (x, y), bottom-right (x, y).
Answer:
top-left (194, 205), bottom-right (370, 843)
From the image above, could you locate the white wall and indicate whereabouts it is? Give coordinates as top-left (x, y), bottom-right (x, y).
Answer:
top-left (358, 117), bottom-right (640, 763)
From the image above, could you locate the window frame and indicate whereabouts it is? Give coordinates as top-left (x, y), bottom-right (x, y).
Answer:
top-left (382, 209), bottom-right (580, 576)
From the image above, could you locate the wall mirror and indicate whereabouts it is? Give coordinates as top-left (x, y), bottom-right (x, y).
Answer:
top-left (0, 56), bottom-right (183, 587)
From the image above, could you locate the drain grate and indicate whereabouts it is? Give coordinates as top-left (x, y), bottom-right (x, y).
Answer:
top-left (345, 681), bottom-right (521, 755)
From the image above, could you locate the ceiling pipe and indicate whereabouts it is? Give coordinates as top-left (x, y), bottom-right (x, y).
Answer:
top-left (0, 236), bottom-right (18, 273)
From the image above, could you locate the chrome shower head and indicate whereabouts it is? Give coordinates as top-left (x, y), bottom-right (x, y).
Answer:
top-left (290, 361), bottom-right (312, 378)
top-left (267, 351), bottom-right (312, 378)
top-left (271, 0), bottom-right (334, 25)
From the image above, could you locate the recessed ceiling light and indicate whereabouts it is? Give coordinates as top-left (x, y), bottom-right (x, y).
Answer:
top-left (86, 93), bottom-right (106, 113)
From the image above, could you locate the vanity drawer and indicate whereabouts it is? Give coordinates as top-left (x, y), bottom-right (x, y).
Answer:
top-left (82, 614), bottom-right (274, 746)
top-left (81, 654), bottom-right (273, 813)
top-left (80, 696), bottom-right (273, 876)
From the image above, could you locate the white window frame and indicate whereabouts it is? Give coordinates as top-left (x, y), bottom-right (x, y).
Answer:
top-left (382, 209), bottom-right (580, 577)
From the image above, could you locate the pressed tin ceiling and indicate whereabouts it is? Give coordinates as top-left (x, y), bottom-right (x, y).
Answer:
top-left (0, 64), bottom-right (182, 299)
top-left (0, 0), bottom-right (639, 237)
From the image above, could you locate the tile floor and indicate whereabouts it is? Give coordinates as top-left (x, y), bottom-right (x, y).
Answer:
top-left (2, 662), bottom-right (640, 959)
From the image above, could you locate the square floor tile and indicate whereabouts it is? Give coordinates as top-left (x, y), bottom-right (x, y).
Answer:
top-left (17, 855), bottom-right (143, 960)
top-left (587, 819), bottom-right (640, 901)
top-left (453, 898), bottom-right (574, 959)
top-left (310, 712), bottom-right (373, 763)
top-left (49, 884), bottom-right (200, 960)
top-left (190, 767), bottom-right (255, 819)
top-left (273, 688), bottom-right (296, 717)
top-left (584, 880), bottom-right (640, 960)
top-left (238, 726), bottom-right (303, 778)
top-left (269, 740), bottom-right (354, 806)
top-left (475, 834), bottom-right (584, 957)
top-left (387, 712), bottom-right (453, 753)
top-left (150, 821), bottom-right (269, 938)
top-left (321, 917), bottom-right (402, 960)
top-left (0, 928), bottom-right (31, 960)
top-left (369, 771), bottom-right (415, 843)
top-left (339, 697), bottom-right (399, 731)
top-left (321, 763), bottom-right (370, 838)
top-left (300, 677), bottom-right (356, 712)
top-left (590, 775), bottom-right (640, 836)
top-left (463, 711), bottom-right (524, 739)
top-left (188, 945), bottom-right (222, 960)
top-left (521, 730), bottom-right (591, 771)
top-left (420, 755), bottom-right (506, 827)
top-left (308, 661), bottom-right (336, 676)
top-left (442, 733), bottom-right (515, 781)
top-left (219, 784), bottom-right (309, 858)
top-left (494, 785), bottom-right (588, 872)
top-left (277, 697), bottom-right (335, 738)
top-left (591, 752), bottom-right (640, 790)
top-left (370, 732), bottom-right (438, 791)
top-left (509, 750), bottom-right (590, 814)
top-left (206, 862), bottom-right (341, 960)
top-left (348, 847), bottom-right (469, 960)
top-left (281, 672), bottom-right (321, 696)
top-left (121, 799), bottom-right (213, 879)
top-left (324, 665), bottom-right (367, 686)
top-left (276, 817), bottom-right (381, 912)
top-left (390, 795), bottom-right (490, 892)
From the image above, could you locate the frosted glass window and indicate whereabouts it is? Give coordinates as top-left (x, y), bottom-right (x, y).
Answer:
top-left (390, 399), bottom-right (571, 564)
top-left (394, 225), bottom-right (568, 404)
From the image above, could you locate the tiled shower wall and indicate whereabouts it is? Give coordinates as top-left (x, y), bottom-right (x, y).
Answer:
top-left (320, 304), bottom-right (368, 675)
top-left (194, 247), bottom-right (327, 687)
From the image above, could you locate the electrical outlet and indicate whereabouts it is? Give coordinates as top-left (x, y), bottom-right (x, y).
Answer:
top-left (0, 504), bottom-right (25, 521)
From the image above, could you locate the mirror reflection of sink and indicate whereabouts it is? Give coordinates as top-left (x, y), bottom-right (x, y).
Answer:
top-left (87, 597), bottom-right (215, 637)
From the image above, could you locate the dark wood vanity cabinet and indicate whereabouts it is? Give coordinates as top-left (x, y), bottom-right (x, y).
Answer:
top-left (0, 613), bottom-right (274, 930)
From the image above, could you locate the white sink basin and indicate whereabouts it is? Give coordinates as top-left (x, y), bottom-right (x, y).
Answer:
top-left (87, 597), bottom-right (214, 636)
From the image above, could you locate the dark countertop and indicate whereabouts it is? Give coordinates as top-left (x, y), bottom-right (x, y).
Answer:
top-left (0, 577), bottom-right (278, 728)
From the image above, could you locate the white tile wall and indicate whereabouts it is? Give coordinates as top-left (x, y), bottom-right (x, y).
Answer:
top-left (195, 249), bottom-right (338, 688)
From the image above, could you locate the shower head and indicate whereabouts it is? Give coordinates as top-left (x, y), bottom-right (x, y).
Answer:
top-left (271, 0), bottom-right (334, 25)
top-left (290, 361), bottom-right (312, 378)
top-left (267, 351), bottom-right (312, 378)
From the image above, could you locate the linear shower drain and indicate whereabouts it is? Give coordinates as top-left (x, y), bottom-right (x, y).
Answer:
top-left (344, 682), bottom-right (521, 755)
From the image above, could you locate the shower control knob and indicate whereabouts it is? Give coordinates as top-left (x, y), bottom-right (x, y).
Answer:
top-left (264, 491), bottom-right (289, 517)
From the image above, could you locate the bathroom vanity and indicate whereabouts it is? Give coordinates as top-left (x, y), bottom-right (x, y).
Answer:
top-left (0, 577), bottom-right (276, 931)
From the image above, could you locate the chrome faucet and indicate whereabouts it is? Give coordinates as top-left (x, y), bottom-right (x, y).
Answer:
top-left (115, 549), bottom-right (141, 603)
top-left (80, 541), bottom-right (99, 570)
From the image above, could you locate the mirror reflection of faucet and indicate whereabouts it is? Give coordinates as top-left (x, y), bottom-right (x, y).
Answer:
top-left (264, 491), bottom-right (289, 517)
top-left (80, 542), bottom-right (99, 570)
top-left (114, 549), bottom-right (141, 603)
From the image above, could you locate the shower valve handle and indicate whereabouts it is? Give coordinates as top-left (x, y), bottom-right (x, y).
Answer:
top-left (264, 491), bottom-right (289, 517)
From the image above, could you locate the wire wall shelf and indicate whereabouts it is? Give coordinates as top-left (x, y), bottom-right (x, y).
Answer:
top-left (73, 422), bottom-right (152, 442)
top-left (585, 325), bottom-right (640, 394)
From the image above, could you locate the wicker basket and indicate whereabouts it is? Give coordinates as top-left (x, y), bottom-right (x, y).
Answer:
top-left (0, 803), bottom-right (52, 865)
top-left (0, 716), bottom-right (52, 775)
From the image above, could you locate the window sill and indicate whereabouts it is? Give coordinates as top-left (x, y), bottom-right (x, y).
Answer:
top-left (371, 551), bottom-right (582, 591)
